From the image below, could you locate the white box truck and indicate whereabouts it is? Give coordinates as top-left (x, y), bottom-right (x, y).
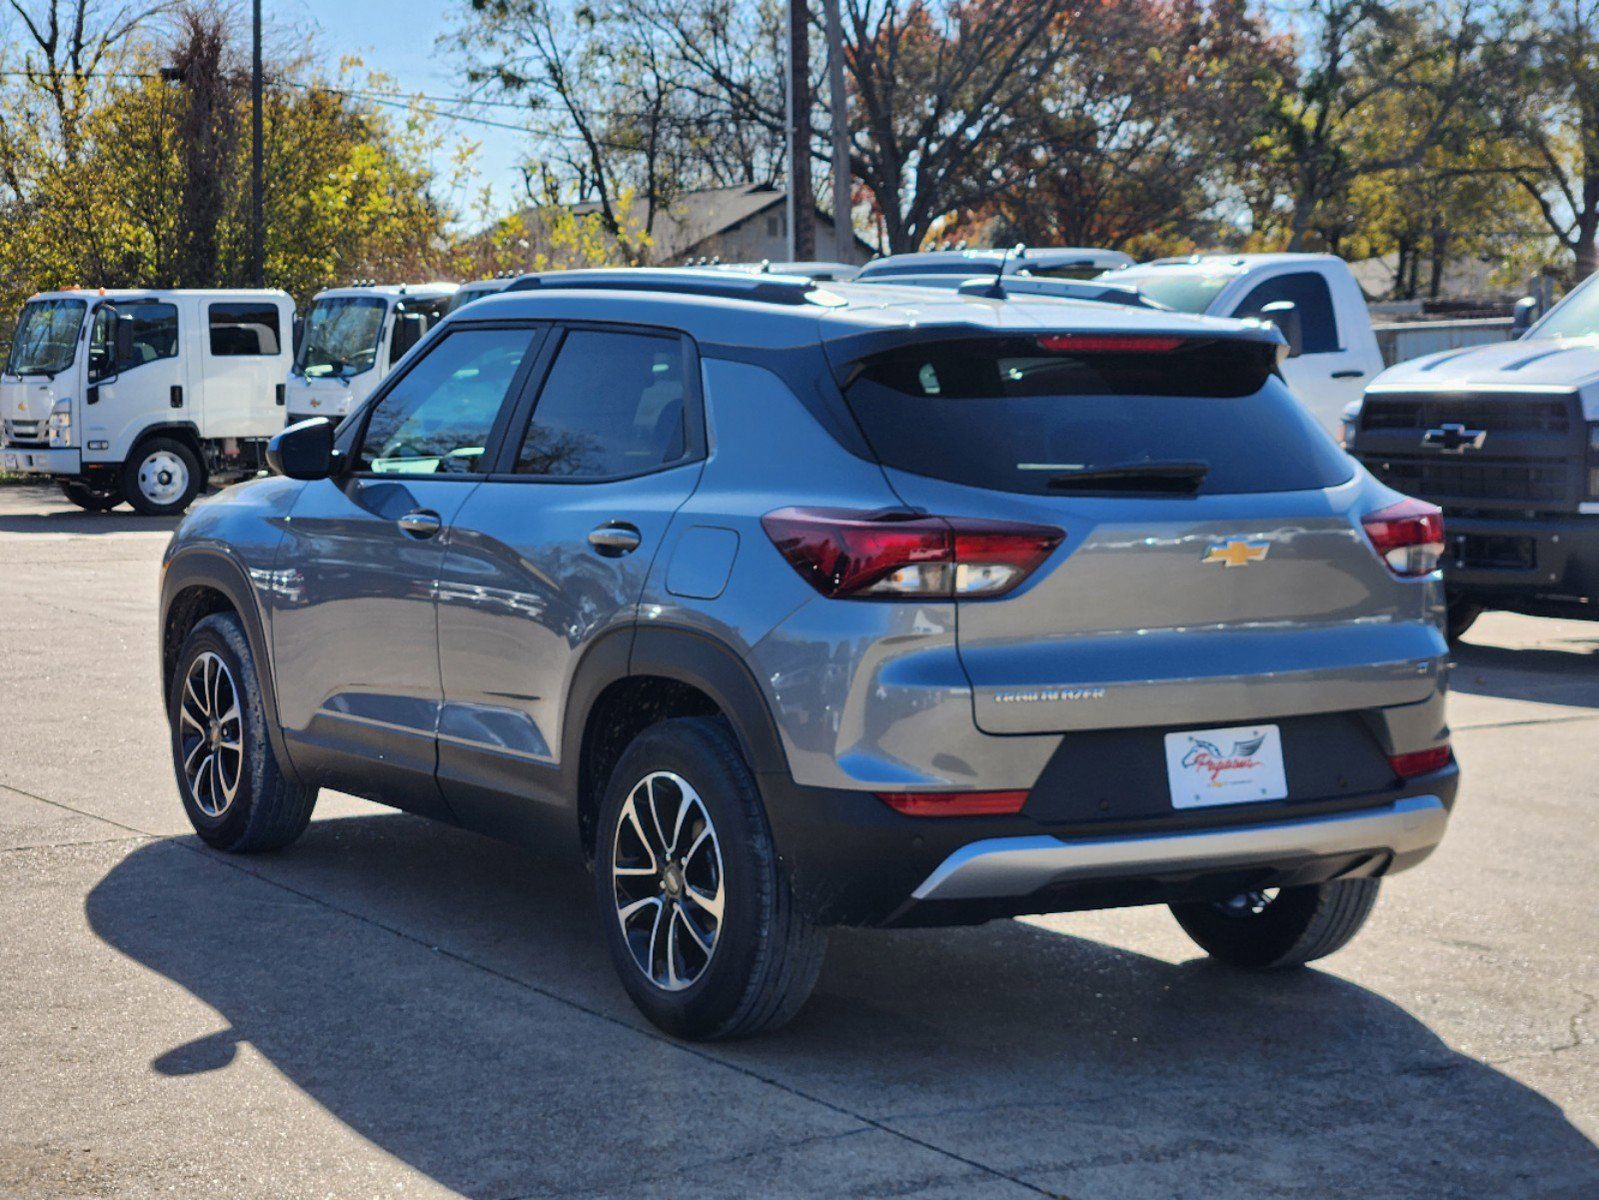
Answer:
top-left (283, 283), bottom-right (457, 426)
top-left (1, 288), bottom-right (295, 514)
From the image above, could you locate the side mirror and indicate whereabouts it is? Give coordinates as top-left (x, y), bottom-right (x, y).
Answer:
top-left (390, 312), bottom-right (427, 361)
top-left (1511, 295), bottom-right (1538, 337)
top-left (1259, 300), bottom-right (1303, 358)
top-left (267, 418), bottom-right (336, 480)
top-left (114, 314), bottom-right (138, 366)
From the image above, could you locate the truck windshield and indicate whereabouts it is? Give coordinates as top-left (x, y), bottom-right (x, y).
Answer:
top-left (1535, 278), bottom-right (1599, 340)
top-left (294, 296), bottom-right (388, 379)
top-left (1109, 271), bottom-right (1240, 314)
top-left (6, 298), bottom-right (86, 377)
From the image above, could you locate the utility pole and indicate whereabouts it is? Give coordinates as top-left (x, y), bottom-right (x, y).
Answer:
top-left (785, 0), bottom-right (815, 261)
top-left (821, 0), bottom-right (850, 263)
top-left (249, 0), bottom-right (265, 287)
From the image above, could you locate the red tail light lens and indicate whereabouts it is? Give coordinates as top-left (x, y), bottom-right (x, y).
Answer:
top-left (1362, 498), bottom-right (1444, 576)
top-left (877, 790), bottom-right (1029, 817)
top-left (761, 508), bottom-right (1063, 599)
top-left (1036, 334), bottom-right (1186, 354)
top-left (1389, 745), bottom-right (1452, 779)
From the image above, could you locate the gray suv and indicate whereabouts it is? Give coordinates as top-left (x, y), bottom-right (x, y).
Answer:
top-left (159, 270), bottom-right (1458, 1040)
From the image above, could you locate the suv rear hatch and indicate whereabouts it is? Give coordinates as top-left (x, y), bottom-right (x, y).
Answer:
top-left (831, 328), bottom-right (1446, 736)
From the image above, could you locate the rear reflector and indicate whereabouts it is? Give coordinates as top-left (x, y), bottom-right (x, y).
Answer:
top-left (1362, 498), bottom-right (1444, 576)
top-left (1035, 333), bottom-right (1186, 354)
top-left (877, 790), bottom-right (1029, 817)
top-left (761, 507), bottom-right (1062, 599)
top-left (1389, 745), bottom-right (1452, 779)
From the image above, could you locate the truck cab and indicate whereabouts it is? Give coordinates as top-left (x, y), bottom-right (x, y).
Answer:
top-left (1105, 254), bottom-right (1385, 433)
top-left (284, 283), bottom-right (457, 426)
top-left (1348, 271), bottom-right (1599, 636)
top-left (1, 288), bottom-right (295, 514)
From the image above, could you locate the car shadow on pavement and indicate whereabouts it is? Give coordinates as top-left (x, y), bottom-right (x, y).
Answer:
top-left (1449, 634), bottom-right (1599, 710)
top-left (86, 813), bottom-right (1599, 1198)
top-left (0, 490), bottom-right (181, 535)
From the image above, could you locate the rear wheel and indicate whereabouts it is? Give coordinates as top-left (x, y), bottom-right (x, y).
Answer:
top-left (1446, 599), bottom-right (1483, 643)
top-left (124, 436), bottom-right (202, 516)
top-left (1170, 878), bottom-right (1380, 969)
top-left (169, 612), bottom-right (317, 851)
top-left (58, 479), bottom-right (120, 512)
top-left (594, 717), bottom-right (826, 1040)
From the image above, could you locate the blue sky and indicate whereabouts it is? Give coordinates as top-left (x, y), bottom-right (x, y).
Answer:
top-left (287, 0), bottom-right (528, 216)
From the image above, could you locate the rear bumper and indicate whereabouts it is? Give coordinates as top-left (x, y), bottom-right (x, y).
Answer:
top-left (911, 794), bottom-right (1446, 903)
top-left (1, 445), bottom-right (79, 475)
top-left (1443, 511), bottom-right (1599, 614)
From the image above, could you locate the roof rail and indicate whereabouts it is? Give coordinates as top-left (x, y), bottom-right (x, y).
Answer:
top-left (503, 268), bottom-right (838, 307)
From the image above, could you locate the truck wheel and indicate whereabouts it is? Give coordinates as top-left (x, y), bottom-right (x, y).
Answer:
top-left (169, 612), bottom-right (318, 852)
top-left (1446, 600), bottom-right (1482, 643)
top-left (124, 437), bottom-right (202, 516)
top-left (59, 480), bottom-right (120, 512)
top-left (1170, 878), bottom-right (1380, 969)
top-left (594, 717), bottom-right (827, 1040)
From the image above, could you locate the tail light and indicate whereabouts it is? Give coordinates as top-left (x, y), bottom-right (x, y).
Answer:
top-left (1362, 498), bottom-right (1444, 576)
top-left (877, 790), bottom-right (1029, 817)
top-left (761, 508), bottom-right (1063, 599)
top-left (1390, 745), bottom-right (1452, 780)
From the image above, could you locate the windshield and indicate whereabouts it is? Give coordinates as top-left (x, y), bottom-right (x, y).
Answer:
top-left (841, 335), bottom-right (1352, 496)
top-left (1107, 270), bottom-right (1240, 315)
top-left (6, 298), bottom-right (86, 377)
top-left (294, 296), bottom-right (388, 379)
top-left (1534, 277), bottom-right (1599, 340)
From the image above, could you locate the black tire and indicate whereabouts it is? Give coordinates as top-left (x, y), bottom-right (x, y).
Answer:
top-left (123, 436), bottom-right (203, 516)
top-left (58, 479), bottom-right (120, 512)
top-left (168, 612), bottom-right (317, 852)
top-left (1446, 599), bottom-right (1483, 643)
top-left (1170, 878), bottom-right (1380, 969)
top-left (594, 717), bottom-right (826, 1040)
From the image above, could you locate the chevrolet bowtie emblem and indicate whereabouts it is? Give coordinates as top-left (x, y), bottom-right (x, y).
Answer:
top-left (1203, 540), bottom-right (1270, 568)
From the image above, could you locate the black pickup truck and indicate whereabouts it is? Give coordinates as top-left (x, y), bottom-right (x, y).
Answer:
top-left (1347, 273), bottom-right (1599, 639)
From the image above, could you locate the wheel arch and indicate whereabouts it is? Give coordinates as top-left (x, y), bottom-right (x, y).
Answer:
top-left (161, 547), bottom-right (301, 784)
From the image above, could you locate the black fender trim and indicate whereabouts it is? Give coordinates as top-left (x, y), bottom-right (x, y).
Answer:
top-left (160, 547), bottom-right (301, 785)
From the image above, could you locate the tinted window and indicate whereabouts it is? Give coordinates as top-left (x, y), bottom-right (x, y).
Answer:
top-left (356, 328), bottom-right (535, 475)
top-left (90, 300), bottom-right (178, 380)
top-left (208, 301), bottom-right (281, 356)
top-left (1233, 271), bottom-right (1338, 353)
top-left (515, 330), bottom-right (688, 478)
top-left (842, 336), bottom-right (1353, 496)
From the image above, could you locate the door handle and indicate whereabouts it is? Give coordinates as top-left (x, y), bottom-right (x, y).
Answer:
top-left (1330, 370), bottom-right (1366, 380)
top-left (397, 509), bottom-right (442, 539)
top-left (588, 522), bottom-right (642, 556)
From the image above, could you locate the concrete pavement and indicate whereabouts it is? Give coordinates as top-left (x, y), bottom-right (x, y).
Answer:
top-left (1, 483), bottom-right (1595, 1198)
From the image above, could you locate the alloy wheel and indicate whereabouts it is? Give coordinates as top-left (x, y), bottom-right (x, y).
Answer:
top-left (178, 651), bottom-right (243, 817)
top-left (611, 771), bottom-right (725, 992)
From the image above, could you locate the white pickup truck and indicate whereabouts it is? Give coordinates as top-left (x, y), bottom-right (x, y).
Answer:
top-left (284, 282), bottom-right (457, 426)
top-left (1104, 253), bottom-right (1386, 433)
top-left (1, 288), bottom-right (295, 514)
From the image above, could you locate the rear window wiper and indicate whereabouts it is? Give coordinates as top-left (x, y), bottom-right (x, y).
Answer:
top-left (1044, 460), bottom-right (1209, 494)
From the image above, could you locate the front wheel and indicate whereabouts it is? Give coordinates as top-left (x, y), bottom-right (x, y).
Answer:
top-left (169, 612), bottom-right (318, 851)
top-left (59, 479), bottom-right (120, 512)
top-left (595, 717), bottom-right (826, 1040)
top-left (124, 437), bottom-right (202, 516)
top-left (1170, 877), bottom-right (1380, 969)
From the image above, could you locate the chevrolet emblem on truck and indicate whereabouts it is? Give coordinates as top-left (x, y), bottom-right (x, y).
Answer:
top-left (1203, 540), bottom-right (1270, 568)
top-left (1421, 422), bottom-right (1487, 453)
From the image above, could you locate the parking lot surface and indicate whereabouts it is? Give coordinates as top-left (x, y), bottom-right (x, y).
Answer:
top-left (1, 482), bottom-right (1596, 1199)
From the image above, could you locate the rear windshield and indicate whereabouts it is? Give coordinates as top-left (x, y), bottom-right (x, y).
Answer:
top-left (841, 336), bottom-right (1353, 496)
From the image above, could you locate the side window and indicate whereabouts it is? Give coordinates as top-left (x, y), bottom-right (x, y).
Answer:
top-left (1232, 272), bottom-right (1339, 354)
top-left (90, 301), bottom-right (179, 380)
top-left (515, 329), bottom-right (688, 478)
top-left (209, 302), bottom-right (281, 356)
top-left (356, 327), bottom-right (536, 475)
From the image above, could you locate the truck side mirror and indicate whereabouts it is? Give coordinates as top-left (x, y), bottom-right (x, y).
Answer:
top-left (114, 315), bottom-right (138, 368)
top-left (1259, 300), bottom-right (1303, 358)
top-left (267, 418), bottom-right (336, 480)
top-left (1510, 296), bottom-right (1538, 338)
top-left (390, 312), bottom-right (427, 361)
top-left (292, 315), bottom-right (305, 354)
